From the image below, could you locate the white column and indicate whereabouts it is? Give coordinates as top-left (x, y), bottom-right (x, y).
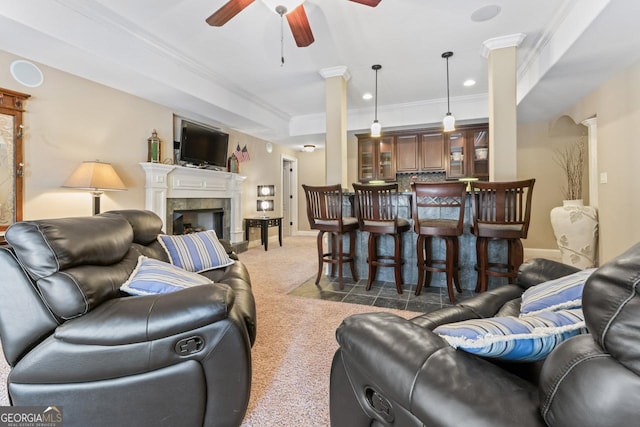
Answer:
top-left (581, 117), bottom-right (598, 208)
top-left (319, 66), bottom-right (350, 188)
top-left (228, 173), bottom-right (245, 244)
top-left (482, 34), bottom-right (526, 181)
top-left (140, 163), bottom-right (175, 231)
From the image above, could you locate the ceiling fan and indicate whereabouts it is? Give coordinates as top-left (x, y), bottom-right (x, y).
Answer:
top-left (206, 0), bottom-right (382, 47)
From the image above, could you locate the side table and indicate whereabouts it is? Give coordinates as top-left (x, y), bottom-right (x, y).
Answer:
top-left (244, 217), bottom-right (283, 251)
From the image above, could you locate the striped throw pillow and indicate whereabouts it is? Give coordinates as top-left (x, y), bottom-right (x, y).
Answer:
top-left (433, 309), bottom-right (586, 361)
top-left (520, 268), bottom-right (596, 315)
top-left (158, 230), bottom-right (235, 273)
top-left (121, 256), bottom-right (213, 296)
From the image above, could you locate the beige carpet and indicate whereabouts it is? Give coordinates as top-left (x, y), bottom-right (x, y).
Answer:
top-left (239, 236), bottom-right (417, 426)
top-left (0, 236), bottom-right (418, 425)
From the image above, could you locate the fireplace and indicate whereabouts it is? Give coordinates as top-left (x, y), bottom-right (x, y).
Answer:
top-left (166, 197), bottom-right (229, 237)
top-left (140, 162), bottom-right (245, 244)
top-left (172, 208), bottom-right (224, 235)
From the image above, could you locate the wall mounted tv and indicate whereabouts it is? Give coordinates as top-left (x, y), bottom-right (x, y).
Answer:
top-left (180, 120), bottom-right (229, 169)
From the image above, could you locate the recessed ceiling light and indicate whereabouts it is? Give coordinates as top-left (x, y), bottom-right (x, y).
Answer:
top-left (362, 92), bottom-right (373, 100)
top-left (463, 79), bottom-right (476, 87)
top-left (471, 5), bottom-right (501, 22)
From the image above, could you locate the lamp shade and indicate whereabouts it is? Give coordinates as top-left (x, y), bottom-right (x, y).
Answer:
top-left (63, 161), bottom-right (126, 191)
top-left (257, 185), bottom-right (275, 197)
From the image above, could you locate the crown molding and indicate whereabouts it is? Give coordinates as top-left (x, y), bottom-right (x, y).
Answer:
top-left (319, 66), bottom-right (351, 81)
top-left (481, 33), bottom-right (527, 58)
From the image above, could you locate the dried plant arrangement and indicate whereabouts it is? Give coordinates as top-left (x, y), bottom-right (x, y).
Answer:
top-left (554, 137), bottom-right (585, 200)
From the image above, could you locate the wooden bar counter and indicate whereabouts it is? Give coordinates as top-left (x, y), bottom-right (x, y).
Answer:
top-left (340, 192), bottom-right (508, 291)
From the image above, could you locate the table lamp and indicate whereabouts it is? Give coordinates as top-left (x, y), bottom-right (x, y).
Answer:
top-left (63, 160), bottom-right (126, 215)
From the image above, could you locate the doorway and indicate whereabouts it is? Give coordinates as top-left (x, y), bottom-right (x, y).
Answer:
top-left (281, 155), bottom-right (297, 237)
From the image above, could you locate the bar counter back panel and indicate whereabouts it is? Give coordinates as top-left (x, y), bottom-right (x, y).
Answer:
top-left (341, 193), bottom-right (508, 291)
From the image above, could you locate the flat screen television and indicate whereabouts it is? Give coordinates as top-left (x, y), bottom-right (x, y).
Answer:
top-left (180, 120), bottom-right (229, 169)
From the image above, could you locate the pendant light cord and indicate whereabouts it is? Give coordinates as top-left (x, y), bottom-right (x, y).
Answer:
top-left (446, 56), bottom-right (451, 114)
top-left (280, 12), bottom-right (285, 66)
top-left (374, 67), bottom-right (378, 120)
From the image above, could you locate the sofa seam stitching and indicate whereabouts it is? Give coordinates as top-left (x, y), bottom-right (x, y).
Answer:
top-left (540, 352), bottom-right (610, 420)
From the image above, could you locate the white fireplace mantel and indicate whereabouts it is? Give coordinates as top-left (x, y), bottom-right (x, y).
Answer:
top-left (140, 162), bottom-right (246, 243)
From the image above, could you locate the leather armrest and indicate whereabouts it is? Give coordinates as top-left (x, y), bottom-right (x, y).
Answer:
top-left (517, 258), bottom-right (581, 289)
top-left (539, 335), bottom-right (640, 427)
top-left (411, 284), bottom-right (523, 329)
top-left (55, 284), bottom-right (234, 345)
top-left (336, 312), bottom-right (545, 427)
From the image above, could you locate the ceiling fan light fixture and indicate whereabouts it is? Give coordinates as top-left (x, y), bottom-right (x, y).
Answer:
top-left (441, 51), bottom-right (455, 132)
top-left (262, 0), bottom-right (305, 14)
top-left (371, 64), bottom-right (382, 137)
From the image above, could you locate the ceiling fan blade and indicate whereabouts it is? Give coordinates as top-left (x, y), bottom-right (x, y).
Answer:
top-left (206, 0), bottom-right (255, 26)
top-left (286, 5), bottom-right (314, 47)
top-left (348, 0), bottom-right (382, 7)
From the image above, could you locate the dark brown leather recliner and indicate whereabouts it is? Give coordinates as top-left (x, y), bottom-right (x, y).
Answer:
top-left (0, 210), bottom-right (256, 427)
top-left (330, 243), bottom-right (640, 427)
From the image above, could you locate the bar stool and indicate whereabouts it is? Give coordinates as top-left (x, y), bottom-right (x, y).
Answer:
top-left (411, 181), bottom-right (467, 302)
top-left (471, 179), bottom-right (535, 293)
top-left (302, 184), bottom-right (358, 289)
top-left (352, 183), bottom-right (410, 293)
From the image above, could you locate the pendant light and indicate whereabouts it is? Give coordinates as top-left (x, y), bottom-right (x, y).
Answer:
top-left (441, 51), bottom-right (455, 132)
top-left (370, 64), bottom-right (382, 137)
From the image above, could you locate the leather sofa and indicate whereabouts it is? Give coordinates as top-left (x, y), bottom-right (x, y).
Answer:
top-left (330, 242), bottom-right (640, 427)
top-left (0, 210), bottom-right (256, 427)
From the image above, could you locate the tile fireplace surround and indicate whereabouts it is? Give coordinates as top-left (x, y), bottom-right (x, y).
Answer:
top-left (140, 162), bottom-right (245, 244)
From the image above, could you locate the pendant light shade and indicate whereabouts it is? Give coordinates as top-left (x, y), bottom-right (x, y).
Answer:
top-left (441, 51), bottom-right (455, 132)
top-left (370, 120), bottom-right (381, 137)
top-left (443, 113), bottom-right (455, 132)
top-left (371, 64), bottom-right (382, 137)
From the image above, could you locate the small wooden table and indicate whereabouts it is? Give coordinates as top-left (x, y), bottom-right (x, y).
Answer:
top-left (244, 217), bottom-right (283, 251)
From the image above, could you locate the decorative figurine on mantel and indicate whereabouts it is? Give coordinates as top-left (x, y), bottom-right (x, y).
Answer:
top-left (147, 130), bottom-right (162, 163)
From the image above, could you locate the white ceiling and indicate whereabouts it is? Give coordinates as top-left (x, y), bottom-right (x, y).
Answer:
top-left (0, 0), bottom-right (638, 150)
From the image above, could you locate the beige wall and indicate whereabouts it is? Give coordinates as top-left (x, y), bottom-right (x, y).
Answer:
top-left (518, 58), bottom-right (640, 262)
top-left (517, 119), bottom-right (587, 250)
top-left (562, 59), bottom-right (640, 261)
top-left (0, 51), bottom-right (172, 218)
top-left (0, 50), bottom-right (308, 248)
top-left (297, 149), bottom-right (326, 232)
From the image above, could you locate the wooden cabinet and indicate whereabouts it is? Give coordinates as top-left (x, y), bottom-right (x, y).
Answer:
top-left (396, 134), bottom-right (419, 172)
top-left (420, 131), bottom-right (446, 171)
top-left (445, 125), bottom-right (489, 180)
top-left (357, 124), bottom-right (487, 182)
top-left (390, 131), bottom-right (446, 173)
top-left (358, 136), bottom-right (395, 182)
top-left (0, 87), bottom-right (29, 240)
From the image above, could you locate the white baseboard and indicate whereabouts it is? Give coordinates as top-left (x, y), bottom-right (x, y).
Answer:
top-left (293, 230), bottom-right (317, 237)
top-left (525, 248), bottom-right (561, 262)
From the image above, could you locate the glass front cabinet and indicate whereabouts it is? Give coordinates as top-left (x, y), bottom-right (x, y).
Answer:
top-left (445, 125), bottom-right (489, 180)
top-left (357, 136), bottom-right (396, 182)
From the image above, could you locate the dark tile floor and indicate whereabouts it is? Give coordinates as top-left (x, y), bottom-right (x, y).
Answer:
top-left (289, 274), bottom-right (478, 313)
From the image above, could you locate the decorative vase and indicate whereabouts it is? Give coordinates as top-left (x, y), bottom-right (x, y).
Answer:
top-left (550, 199), bottom-right (599, 268)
